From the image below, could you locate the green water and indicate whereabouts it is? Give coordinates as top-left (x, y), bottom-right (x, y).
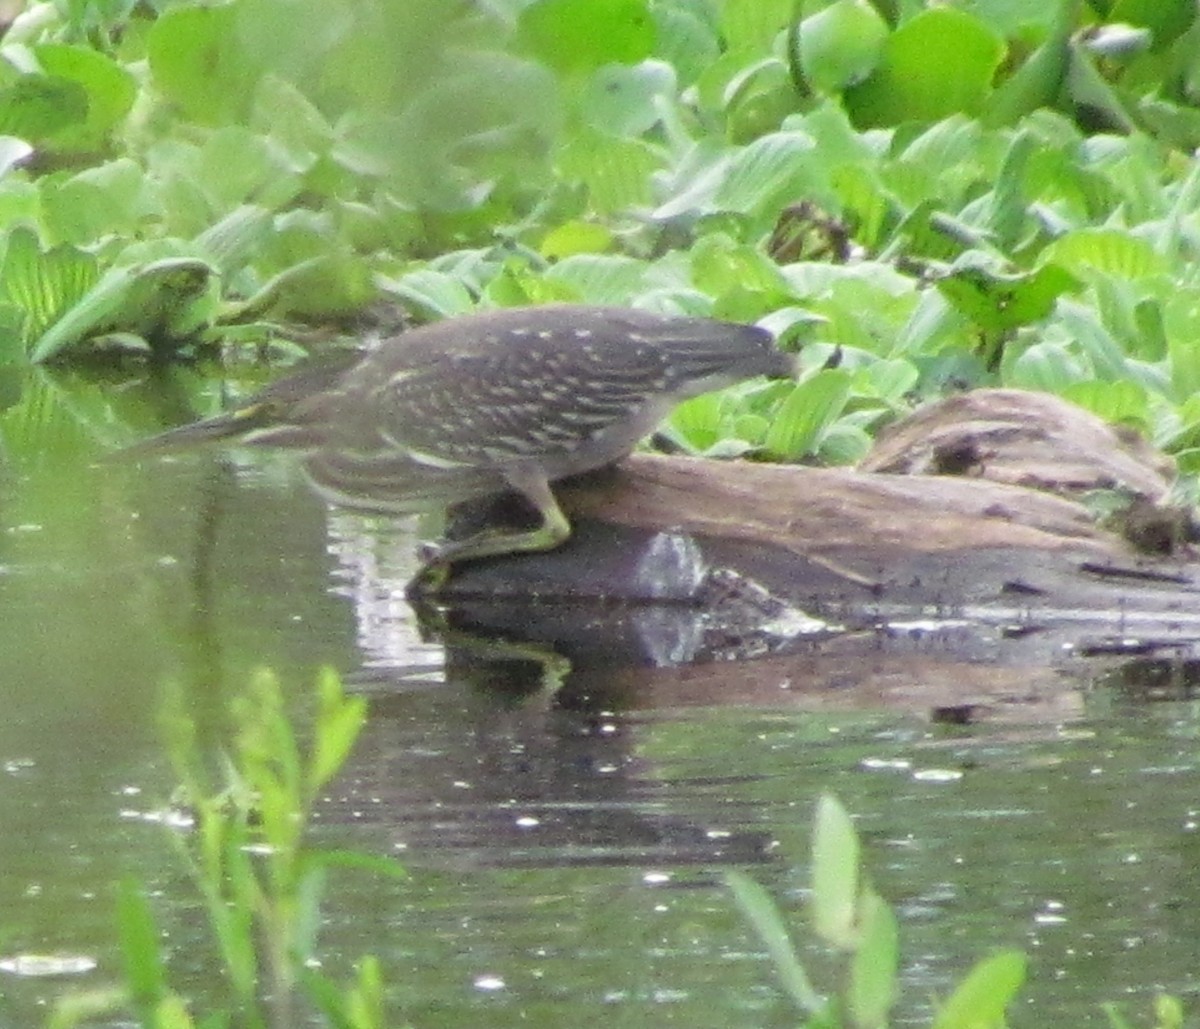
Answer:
top-left (1, 426), bottom-right (1199, 1027)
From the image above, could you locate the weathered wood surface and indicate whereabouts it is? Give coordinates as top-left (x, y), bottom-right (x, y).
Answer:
top-left (443, 388), bottom-right (1192, 605)
top-left (418, 390), bottom-right (1200, 724)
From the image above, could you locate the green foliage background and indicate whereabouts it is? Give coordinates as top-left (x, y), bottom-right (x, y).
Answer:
top-left (0, 0), bottom-right (1199, 473)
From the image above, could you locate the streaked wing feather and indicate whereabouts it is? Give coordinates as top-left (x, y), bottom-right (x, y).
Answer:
top-left (370, 339), bottom-right (668, 463)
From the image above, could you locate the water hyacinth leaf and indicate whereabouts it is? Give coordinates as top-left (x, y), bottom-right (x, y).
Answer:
top-left (556, 130), bottom-right (661, 213)
top-left (30, 258), bottom-right (216, 363)
top-left (581, 60), bottom-right (676, 137)
top-left (376, 268), bottom-right (476, 319)
top-left (764, 369), bottom-right (852, 461)
top-left (810, 792), bottom-right (860, 950)
top-left (249, 249), bottom-right (373, 319)
top-left (544, 254), bottom-right (648, 303)
top-left (1055, 299), bottom-right (1135, 381)
top-left (651, 1), bottom-right (720, 84)
top-left (929, 949), bottom-right (1027, 1029)
top-left (1168, 333), bottom-right (1200, 401)
top-left (518, 0), bottom-right (655, 75)
top-left (796, 0), bottom-right (888, 95)
top-left (147, 3), bottom-right (256, 125)
top-left (651, 141), bottom-right (737, 219)
top-left (719, 0), bottom-right (791, 54)
top-left (1110, 0), bottom-right (1195, 48)
top-left (0, 75), bottom-right (88, 141)
top-left (724, 870), bottom-right (824, 1016)
top-left (757, 306), bottom-right (827, 349)
top-left (1008, 340), bottom-right (1090, 393)
top-left (818, 420), bottom-right (873, 465)
top-left (983, 1), bottom-right (1072, 127)
top-left (194, 204), bottom-right (275, 272)
top-left (0, 229), bottom-right (98, 353)
top-left (713, 130), bottom-right (816, 215)
top-left (1062, 378), bottom-right (1150, 428)
top-left (721, 55), bottom-right (790, 118)
top-left (936, 262), bottom-right (1079, 332)
top-left (666, 391), bottom-right (724, 452)
top-left (41, 158), bottom-right (151, 245)
top-left (34, 43), bottom-right (136, 150)
top-left (849, 888), bottom-right (898, 1029)
top-left (250, 73), bottom-right (334, 157)
top-left (198, 125), bottom-right (303, 210)
top-left (692, 234), bottom-right (793, 300)
top-left (539, 220), bottom-right (614, 260)
top-left (844, 8), bottom-right (1005, 127)
top-left (1042, 227), bottom-right (1168, 280)
top-left (860, 357), bottom-right (918, 403)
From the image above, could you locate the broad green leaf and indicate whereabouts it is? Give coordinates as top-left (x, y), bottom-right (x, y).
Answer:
top-left (719, 0), bottom-right (791, 54)
top-left (859, 357), bottom-right (918, 403)
top-left (35, 43), bottom-right (136, 150)
top-left (544, 254), bottom-right (648, 303)
top-left (147, 4), bottom-right (256, 125)
top-left (556, 130), bottom-right (662, 213)
top-left (724, 870), bottom-right (824, 1015)
top-left (667, 391), bottom-right (724, 451)
top-left (818, 420), bottom-right (873, 465)
top-left (810, 792), bottom-right (860, 949)
top-left (581, 60), bottom-right (676, 137)
top-left (691, 234), bottom-right (792, 300)
top-left (30, 258), bottom-right (216, 363)
top-left (1111, 0), bottom-right (1194, 48)
top-left (983, 0), bottom-right (1072, 127)
top-left (194, 204), bottom-right (274, 272)
top-left (41, 158), bottom-right (151, 245)
top-left (1008, 340), bottom-right (1090, 393)
top-left (540, 221), bottom-right (614, 259)
top-left (713, 130), bottom-right (816, 214)
top-left (377, 269), bottom-right (475, 319)
top-left (849, 888), bottom-right (899, 1029)
top-left (930, 949), bottom-right (1027, 1029)
top-left (1049, 300), bottom-right (1132, 380)
top-left (0, 75), bottom-right (88, 141)
top-left (1061, 379), bottom-right (1149, 428)
top-left (936, 262), bottom-right (1079, 332)
top-left (518, 0), bottom-right (655, 74)
top-left (0, 229), bottom-right (98, 354)
top-left (844, 8), bottom-right (1005, 126)
top-left (651, 1), bottom-right (720, 84)
top-left (1168, 333), bottom-right (1200, 401)
top-left (796, 0), bottom-right (888, 95)
top-left (1042, 227), bottom-right (1168, 280)
top-left (199, 125), bottom-right (304, 210)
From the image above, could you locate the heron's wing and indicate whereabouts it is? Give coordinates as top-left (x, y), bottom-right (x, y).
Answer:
top-left (366, 335), bottom-right (672, 465)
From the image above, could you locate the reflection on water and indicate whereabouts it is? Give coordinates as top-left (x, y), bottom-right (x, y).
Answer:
top-left (2, 442), bottom-right (1200, 1026)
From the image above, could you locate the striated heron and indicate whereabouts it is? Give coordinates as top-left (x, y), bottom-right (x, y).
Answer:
top-left (133, 304), bottom-right (794, 586)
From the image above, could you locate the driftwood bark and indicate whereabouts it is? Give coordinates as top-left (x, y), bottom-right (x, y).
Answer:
top-left (412, 390), bottom-right (1200, 724)
top-left (443, 388), bottom-right (1189, 600)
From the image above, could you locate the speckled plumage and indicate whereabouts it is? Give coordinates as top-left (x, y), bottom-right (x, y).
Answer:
top-left (135, 304), bottom-right (793, 577)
